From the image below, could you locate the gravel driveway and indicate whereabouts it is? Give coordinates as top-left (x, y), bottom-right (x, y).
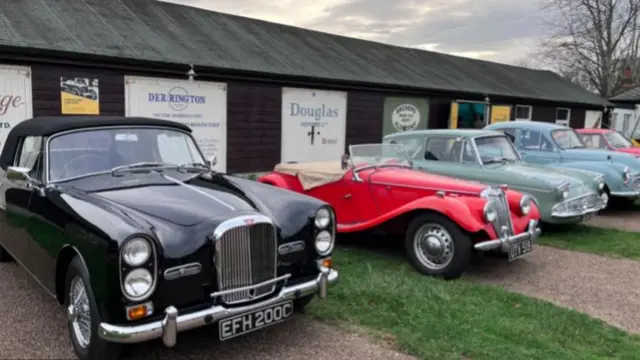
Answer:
top-left (470, 245), bottom-right (640, 333)
top-left (586, 208), bottom-right (640, 232)
top-left (0, 262), bottom-right (415, 360)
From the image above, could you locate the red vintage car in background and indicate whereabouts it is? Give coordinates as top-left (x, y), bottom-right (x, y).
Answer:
top-left (258, 143), bottom-right (541, 279)
top-left (576, 128), bottom-right (640, 156)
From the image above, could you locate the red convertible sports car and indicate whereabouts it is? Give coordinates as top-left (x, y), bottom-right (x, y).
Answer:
top-left (258, 143), bottom-right (542, 279)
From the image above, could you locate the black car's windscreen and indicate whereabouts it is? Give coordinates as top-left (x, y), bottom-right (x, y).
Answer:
top-left (48, 127), bottom-right (204, 181)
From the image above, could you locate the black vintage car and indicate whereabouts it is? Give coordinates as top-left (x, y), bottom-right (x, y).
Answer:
top-left (0, 116), bottom-right (339, 360)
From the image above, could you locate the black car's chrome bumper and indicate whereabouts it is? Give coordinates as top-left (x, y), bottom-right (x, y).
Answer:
top-left (97, 266), bottom-right (339, 347)
top-left (474, 219), bottom-right (541, 251)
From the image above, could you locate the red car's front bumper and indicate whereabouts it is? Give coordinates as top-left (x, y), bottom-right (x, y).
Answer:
top-left (474, 219), bottom-right (541, 252)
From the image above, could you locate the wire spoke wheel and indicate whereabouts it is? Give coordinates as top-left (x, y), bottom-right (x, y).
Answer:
top-left (413, 222), bottom-right (455, 270)
top-left (68, 276), bottom-right (92, 349)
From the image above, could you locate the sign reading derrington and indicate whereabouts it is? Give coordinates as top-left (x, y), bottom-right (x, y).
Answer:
top-left (383, 97), bottom-right (429, 137)
top-left (60, 77), bottom-right (100, 115)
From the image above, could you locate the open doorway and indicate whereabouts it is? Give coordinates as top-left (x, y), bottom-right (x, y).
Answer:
top-left (456, 102), bottom-right (486, 129)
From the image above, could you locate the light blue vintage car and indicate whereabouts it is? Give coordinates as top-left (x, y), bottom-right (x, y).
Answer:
top-left (485, 121), bottom-right (640, 206)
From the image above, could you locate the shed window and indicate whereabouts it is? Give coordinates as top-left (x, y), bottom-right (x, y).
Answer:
top-left (515, 105), bottom-right (532, 120)
top-left (556, 108), bottom-right (570, 126)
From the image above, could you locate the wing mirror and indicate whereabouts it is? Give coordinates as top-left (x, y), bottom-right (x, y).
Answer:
top-left (6, 166), bottom-right (37, 185)
top-left (341, 153), bottom-right (350, 170)
top-left (206, 154), bottom-right (217, 171)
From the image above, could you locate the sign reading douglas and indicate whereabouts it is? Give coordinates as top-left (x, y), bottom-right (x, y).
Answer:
top-left (281, 88), bottom-right (346, 163)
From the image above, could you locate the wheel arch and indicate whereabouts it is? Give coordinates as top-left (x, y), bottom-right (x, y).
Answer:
top-left (56, 245), bottom-right (90, 304)
top-left (377, 207), bottom-right (490, 240)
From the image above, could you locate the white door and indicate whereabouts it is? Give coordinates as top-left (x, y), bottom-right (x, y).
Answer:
top-left (585, 110), bottom-right (602, 128)
top-left (124, 76), bottom-right (227, 172)
top-left (281, 88), bottom-right (347, 163)
top-left (0, 65), bottom-right (33, 154)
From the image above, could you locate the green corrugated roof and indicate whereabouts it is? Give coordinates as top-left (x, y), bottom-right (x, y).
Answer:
top-left (609, 86), bottom-right (640, 102)
top-left (0, 0), bottom-right (611, 107)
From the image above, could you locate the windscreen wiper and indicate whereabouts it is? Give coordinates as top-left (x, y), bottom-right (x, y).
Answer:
top-left (110, 162), bottom-right (173, 176)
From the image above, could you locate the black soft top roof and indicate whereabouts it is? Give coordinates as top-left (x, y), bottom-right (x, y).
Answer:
top-left (0, 116), bottom-right (192, 170)
top-left (9, 116), bottom-right (191, 136)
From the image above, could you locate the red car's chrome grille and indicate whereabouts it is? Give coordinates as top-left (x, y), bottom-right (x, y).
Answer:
top-left (214, 218), bottom-right (277, 305)
top-left (482, 188), bottom-right (514, 237)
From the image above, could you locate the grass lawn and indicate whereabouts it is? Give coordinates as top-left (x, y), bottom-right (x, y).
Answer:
top-left (538, 225), bottom-right (640, 260)
top-left (307, 248), bottom-right (640, 360)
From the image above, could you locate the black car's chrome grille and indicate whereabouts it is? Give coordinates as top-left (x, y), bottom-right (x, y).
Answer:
top-left (482, 187), bottom-right (514, 237)
top-left (214, 216), bottom-right (277, 305)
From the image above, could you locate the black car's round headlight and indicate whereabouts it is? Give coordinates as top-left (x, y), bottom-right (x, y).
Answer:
top-left (121, 238), bottom-right (151, 266)
top-left (315, 230), bottom-right (334, 256)
top-left (123, 268), bottom-right (154, 300)
top-left (315, 208), bottom-right (331, 229)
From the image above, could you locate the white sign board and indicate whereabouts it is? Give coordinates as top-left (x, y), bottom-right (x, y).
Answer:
top-left (0, 65), bottom-right (33, 155)
top-left (281, 88), bottom-right (347, 162)
top-left (124, 76), bottom-right (227, 172)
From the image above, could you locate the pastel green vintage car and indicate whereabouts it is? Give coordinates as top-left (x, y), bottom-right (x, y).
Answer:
top-left (383, 129), bottom-right (608, 224)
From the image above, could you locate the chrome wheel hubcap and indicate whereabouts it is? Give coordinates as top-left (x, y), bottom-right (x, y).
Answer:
top-left (413, 223), bottom-right (454, 270)
top-left (68, 276), bottom-right (91, 348)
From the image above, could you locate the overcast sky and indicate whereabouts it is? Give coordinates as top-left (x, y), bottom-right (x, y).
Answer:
top-left (162, 0), bottom-right (546, 65)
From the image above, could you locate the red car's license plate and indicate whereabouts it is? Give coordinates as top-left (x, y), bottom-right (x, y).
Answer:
top-left (508, 240), bottom-right (532, 261)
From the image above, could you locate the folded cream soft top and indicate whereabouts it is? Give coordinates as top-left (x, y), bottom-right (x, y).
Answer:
top-left (274, 161), bottom-right (347, 190)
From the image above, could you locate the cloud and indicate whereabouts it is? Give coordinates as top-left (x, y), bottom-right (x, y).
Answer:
top-left (160, 0), bottom-right (546, 64)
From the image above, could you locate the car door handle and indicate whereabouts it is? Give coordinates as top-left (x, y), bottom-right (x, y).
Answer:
top-left (344, 193), bottom-right (352, 199)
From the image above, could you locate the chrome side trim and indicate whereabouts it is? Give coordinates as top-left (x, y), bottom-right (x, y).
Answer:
top-left (164, 263), bottom-right (202, 281)
top-left (162, 173), bottom-right (235, 210)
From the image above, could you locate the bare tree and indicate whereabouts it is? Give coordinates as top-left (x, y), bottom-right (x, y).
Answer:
top-left (512, 58), bottom-right (538, 68)
top-left (537, 0), bottom-right (640, 97)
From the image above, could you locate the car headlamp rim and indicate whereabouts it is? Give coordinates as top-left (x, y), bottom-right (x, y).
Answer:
top-left (483, 200), bottom-right (498, 223)
top-left (519, 195), bottom-right (532, 215)
top-left (556, 182), bottom-right (570, 199)
top-left (594, 175), bottom-right (605, 190)
top-left (119, 235), bottom-right (157, 302)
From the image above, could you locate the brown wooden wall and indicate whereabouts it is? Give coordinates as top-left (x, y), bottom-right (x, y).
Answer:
top-left (25, 62), bottom-right (599, 174)
top-left (30, 63), bottom-right (284, 173)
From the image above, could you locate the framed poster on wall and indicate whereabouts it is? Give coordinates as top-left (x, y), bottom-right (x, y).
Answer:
top-left (490, 105), bottom-right (511, 124)
top-left (60, 77), bottom-right (100, 115)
